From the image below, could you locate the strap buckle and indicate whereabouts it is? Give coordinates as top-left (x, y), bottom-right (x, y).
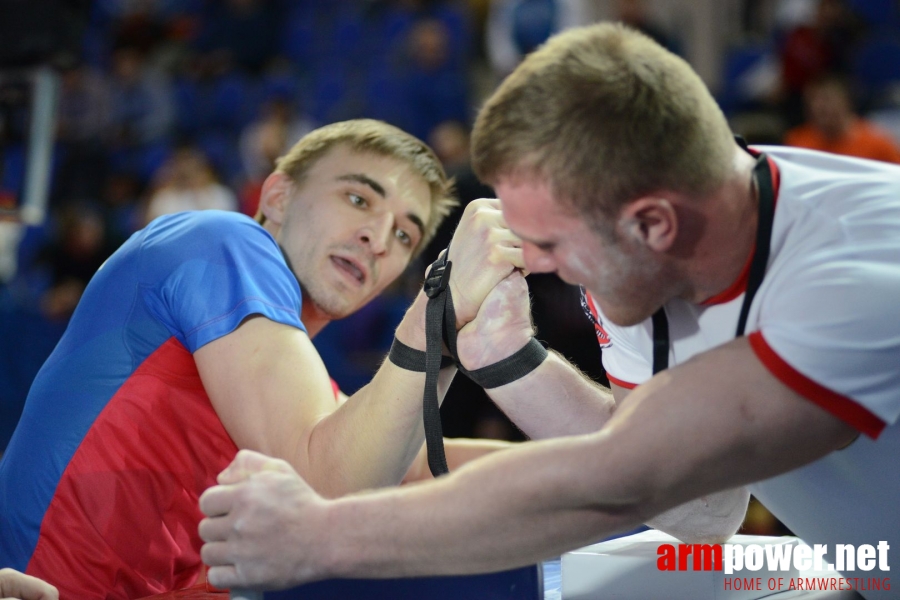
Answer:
top-left (424, 255), bottom-right (452, 299)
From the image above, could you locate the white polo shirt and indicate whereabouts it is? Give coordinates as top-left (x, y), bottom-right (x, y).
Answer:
top-left (584, 147), bottom-right (900, 598)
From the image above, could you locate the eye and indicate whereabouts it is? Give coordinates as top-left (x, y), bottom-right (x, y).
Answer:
top-left (395, 229), bottom-right (413, 247)
top-left (349, 193), bottom-right (368, 208)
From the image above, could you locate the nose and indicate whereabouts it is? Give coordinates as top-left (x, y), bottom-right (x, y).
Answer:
top-left (523, 242), bottom-right (556, 274)
top-left (358, 213), bottom-right (394, 255)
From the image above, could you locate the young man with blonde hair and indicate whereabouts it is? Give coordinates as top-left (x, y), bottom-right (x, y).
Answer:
top-left (199, 24), bottom-right (898, 599)
top-left (0, 119), bottom-right (525, 599)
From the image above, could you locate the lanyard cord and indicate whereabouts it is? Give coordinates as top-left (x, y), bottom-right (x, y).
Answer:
top-left (652, 150), bottom-right (776, 375)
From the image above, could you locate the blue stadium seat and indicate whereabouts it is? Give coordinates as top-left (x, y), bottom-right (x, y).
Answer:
top-left (716, 43), bottom-right (774, 115)
top-left (853, 35), bottom-right (900, 105)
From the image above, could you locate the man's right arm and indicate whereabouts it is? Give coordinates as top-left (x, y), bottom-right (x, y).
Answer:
top-left (199, 336), bottom-right (857, 588)
top-left (194, 292), bottom-right (453, 498)
top-left (194, 199), bottom-right (524, 499)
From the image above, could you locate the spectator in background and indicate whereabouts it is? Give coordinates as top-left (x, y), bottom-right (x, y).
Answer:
top-left (108, 45), bottom-right (174, 146)
top-left (101, 172), bottom-right (143, 248)
top-left (0, 195), bottom-right (21, 284)
top-left (56, 57), bottom-right (111, 145)
top-left (35, 204), bottom-right (115, 320)
top-left (613, 0), bottom-right (678, 54)
top-left (778, 0), bottom-right (863, 125)
top-left (486, 0), bottom-right (597, 78)
top-left (784, 75), bottom-right (900, 163)
top-left (196, 0), bottom-right (279, 74)
top-left (54, 57), bottom-right (113, 205)
top-left (239, 97), bottom-right (315, 216)
top-left (172, 50), bottom-right (255, 137)
top-left (145, 147), bottom-right (237, 222)
top-left (420, 120), bottom-right (494, 262)
top-left (405, 18), bottom-right (469, 141)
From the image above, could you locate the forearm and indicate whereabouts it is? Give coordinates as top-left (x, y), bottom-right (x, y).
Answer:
top-left (486, 351), bottom-right (615, 439)
top-left (322, 434), bottom-right (646, 578)
top-left (487, 353), bottom-right (747, 542)
top-left (305, 292), bottom-right (456, 497)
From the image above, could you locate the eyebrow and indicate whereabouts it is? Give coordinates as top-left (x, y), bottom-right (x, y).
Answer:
top-left (337, 173), bottom-right (386, 198)
top-left (407, 213), bottom-right (426, 240)
top-left (337, 173), bottom-right (426, 240)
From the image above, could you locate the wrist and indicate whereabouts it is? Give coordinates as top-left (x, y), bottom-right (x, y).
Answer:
top-left (448, 280), bottom-right (473, 330)
top-left (457, 326), bottom-right (534, 371)
top-left (394, 291), bottom-right (428, 351)
top-left (325, 494), bottom-right (390, 579)
top-left (320, 498), bottom-right (357, 579)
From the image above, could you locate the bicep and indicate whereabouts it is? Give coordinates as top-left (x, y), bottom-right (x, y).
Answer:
top-left (194, 316), bottom-right (337, 474)
top-left (594, 337), bottom-right (858, 516)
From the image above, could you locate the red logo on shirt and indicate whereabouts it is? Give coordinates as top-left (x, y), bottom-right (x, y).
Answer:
top-left (579, 289), bottom-right (612, 348)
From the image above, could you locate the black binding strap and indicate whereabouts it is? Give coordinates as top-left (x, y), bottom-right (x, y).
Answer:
top-left (651, 147), bottom-right (776, 375)
top-left (459, 338), bottom-right (548, 389)
top-left (389, 338), bottom-right (455, 371)
top-left (423, 251), bottom-right (453, 477)
top-left (420, 247), bottom-right (549, 476)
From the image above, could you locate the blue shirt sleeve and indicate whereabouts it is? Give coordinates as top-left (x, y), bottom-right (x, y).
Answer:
top-left (140, 211), bottom-right (306, 352)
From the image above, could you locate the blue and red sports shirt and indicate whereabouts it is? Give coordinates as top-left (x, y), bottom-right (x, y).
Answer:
top-left (0, 211), bottom-right (306, 599)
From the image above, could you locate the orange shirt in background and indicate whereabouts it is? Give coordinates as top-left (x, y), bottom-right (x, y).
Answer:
top-left (784, 119), bottom-right (900, 164)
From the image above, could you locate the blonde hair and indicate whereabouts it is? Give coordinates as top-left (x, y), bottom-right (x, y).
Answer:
top-left (263, 119), bottom-right (457, 252)
top-left (472, 23), bottom-right (734, 223)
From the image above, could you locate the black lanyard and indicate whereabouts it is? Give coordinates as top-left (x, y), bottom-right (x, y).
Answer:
top-left (652, 147), bottom-right (776, 374)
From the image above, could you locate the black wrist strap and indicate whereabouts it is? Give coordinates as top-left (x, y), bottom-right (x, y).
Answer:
top-left (388, 338), bottom-right (455, 371)
top-left (419, 246), bottom-right (549, 477)
top-left (422, 251), bottom-right (454, 477)
top-left (458, 337), bottom-right (548, 389)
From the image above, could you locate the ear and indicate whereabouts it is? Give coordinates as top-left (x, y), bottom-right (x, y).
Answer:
top-left (618, 196), bottom-right (678, 252)
top-left (258, 172), bottom-right (293, 227)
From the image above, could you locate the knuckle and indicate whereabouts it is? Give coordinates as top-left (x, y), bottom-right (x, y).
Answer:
top-left (232, 516), bottom-right (246, 535)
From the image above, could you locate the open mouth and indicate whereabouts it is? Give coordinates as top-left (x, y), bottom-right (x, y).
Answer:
top-left (331, 256), bottom-right (366, 285)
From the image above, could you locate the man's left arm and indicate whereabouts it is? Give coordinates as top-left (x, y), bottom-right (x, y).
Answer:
top-left (402, 438), bottom-right (515, 484)
top-left (0, 569), bottom-right (58, 600)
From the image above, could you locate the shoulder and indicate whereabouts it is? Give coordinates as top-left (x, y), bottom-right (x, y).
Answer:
top-left (147, 210), bottom-right (266, 236)
top-left (763, 146), bottom-right (900, 210)
top-left (142, 211), bottom-right (276, 254)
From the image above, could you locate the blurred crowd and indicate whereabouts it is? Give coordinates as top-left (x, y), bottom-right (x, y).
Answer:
top-left (1, 1), bottom-right (899, 522)
top-left (724, 0), bottom-right (900, 155)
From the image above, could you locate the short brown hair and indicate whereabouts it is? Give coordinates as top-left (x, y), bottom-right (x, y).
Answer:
top-left (266, 119), bottom-right (457, 252)
top-left (472, 23), bottom-right (734, 223)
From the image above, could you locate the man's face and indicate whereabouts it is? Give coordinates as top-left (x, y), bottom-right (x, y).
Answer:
top-left (277, 147), bottom-right (432, 320)
top-left (496, 177), bottom-right (665, 326)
